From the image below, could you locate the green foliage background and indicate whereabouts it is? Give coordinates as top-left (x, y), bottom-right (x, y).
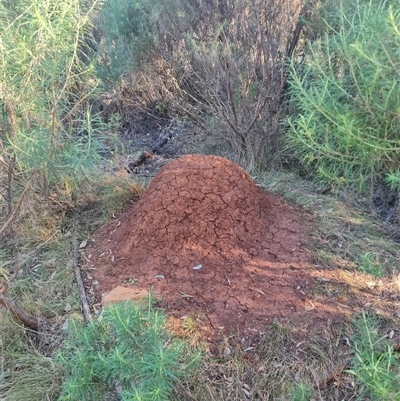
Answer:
top-left (0, 0), bottom-right (107, 193)
top-left (95, 0), bottom-right (154, 83)
top-left (285, 0), bottom-right (400, 194)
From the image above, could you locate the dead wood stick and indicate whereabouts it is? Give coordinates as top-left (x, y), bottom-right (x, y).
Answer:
top-left (0, 277), bottom-right (39, 330)
top-left (72, 219), bottom-right (92, 322)
top-left (128, 151), bottom-right (154, 171)
top-left (0, 294), bottom-right (39, 330)
top-left (128, 129), bottom-right (173, 172)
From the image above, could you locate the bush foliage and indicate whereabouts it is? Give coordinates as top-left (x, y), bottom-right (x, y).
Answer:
top-left (59, 301), bottom-right (200, 401)
top-left (0, 0), bottom-right (107, 196)
top-left (285, 0), bottom-right (400, 195)
top-left (95, 0), bottom-right (305, 170)
top-left (95, 0), bottom-right (154, 83)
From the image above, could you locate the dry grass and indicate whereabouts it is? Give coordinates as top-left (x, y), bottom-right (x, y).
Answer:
top-left (176, 319), bottom-right (358, 400)
top-left (0, 316), bottom-right (64, 401)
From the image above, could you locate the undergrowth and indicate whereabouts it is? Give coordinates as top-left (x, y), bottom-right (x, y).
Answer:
top-left (285, 0), bottom-right (400, 197)
top-left (0, 315), bottom-right (64, 401)
top-left (348, 312), bottom-right (400, 401)
top-left (58, 300), bottom-right (201, 401)
top-left (257, 168), bottom-right (400, 278)
top-left (0, 174), bottom-right (143, 401)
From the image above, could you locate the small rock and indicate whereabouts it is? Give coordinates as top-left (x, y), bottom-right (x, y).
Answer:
top-left (102, 286), bottom-right (149, 306)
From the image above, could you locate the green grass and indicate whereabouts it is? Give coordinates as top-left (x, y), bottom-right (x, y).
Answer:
top-left (348, 312), bottom-right (400, 401)
top-left (288, 382), bottom-right (314, 401)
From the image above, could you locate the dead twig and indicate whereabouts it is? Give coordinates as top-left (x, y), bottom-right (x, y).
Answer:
top-left (128, 126), bottom-right (174, 172)
top-left (0, 278), bottom-right (39, 330)
top-left (72, 214), bottom-right (92, 322)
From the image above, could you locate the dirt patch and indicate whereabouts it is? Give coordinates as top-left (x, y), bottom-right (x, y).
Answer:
top-left (84, 154), bottom-right (347, 343)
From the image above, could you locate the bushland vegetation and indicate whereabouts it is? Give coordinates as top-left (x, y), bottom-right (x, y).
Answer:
top-left (0, 0), bottom-right (117, 333)
top-left (96, 0), bottom-right (307, 169)
top-left (286, 0), bottom-right (400, 212)
top-left (1, 0), bottom-right (400, 400)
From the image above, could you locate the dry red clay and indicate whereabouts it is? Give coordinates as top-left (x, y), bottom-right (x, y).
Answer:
top-left (84, 155), bottom-right (344, 342)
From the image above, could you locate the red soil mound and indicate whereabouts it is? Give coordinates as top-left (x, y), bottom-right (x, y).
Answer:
top-left (84, 155), bottom-right (323, 341)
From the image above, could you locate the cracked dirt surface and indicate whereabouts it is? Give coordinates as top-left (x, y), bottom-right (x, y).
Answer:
top-left (84, 154), bottom-right (347, 342)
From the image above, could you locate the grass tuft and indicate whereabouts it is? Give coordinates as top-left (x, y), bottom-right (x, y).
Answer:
top-left (257, 168), bottom-right (400, 277)
top-left (348, 312), bottom-right (400, 401)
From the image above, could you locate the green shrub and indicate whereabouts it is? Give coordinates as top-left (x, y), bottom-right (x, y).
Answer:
top-left (58, 301), bottom-right (201, 401)
top-left (0, 0), bottom-right (107, 194)
top-left (288, 382), bottom-right (315, 401)
top-left (285, 0), bottom-right (400, 195)
top-left (96, 0), bottom-right (155, 83)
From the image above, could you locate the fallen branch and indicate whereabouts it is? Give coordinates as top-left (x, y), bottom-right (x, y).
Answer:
top-left (73, 218), bottom-right (92, 322)
top-left (0, 296), bottom-right (39, 330)
top-left (0, 278), bottom-right (39, 330)
top-left (128, 126), bottom-right (174, 172)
